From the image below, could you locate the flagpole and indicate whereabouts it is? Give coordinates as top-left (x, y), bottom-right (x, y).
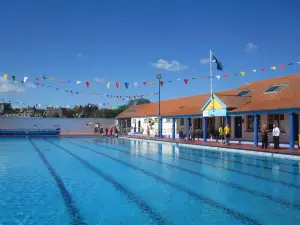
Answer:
top-left (210, 49), bottom-right (213, 96)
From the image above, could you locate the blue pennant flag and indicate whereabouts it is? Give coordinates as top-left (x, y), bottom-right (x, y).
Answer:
top-left (124, 82), bottom-right (129, 89)
top-left (212, 53), bottom-right (224, 70)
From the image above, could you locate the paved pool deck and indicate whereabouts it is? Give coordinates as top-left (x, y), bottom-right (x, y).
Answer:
top-left (121, 135), bottom-right (300, 157)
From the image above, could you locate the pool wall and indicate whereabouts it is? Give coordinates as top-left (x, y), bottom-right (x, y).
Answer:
top-left (0, 117), bottom-right (116, 135)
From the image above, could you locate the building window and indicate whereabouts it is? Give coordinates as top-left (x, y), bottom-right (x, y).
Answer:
top-left (264, 84), bottom-right (286, 94)
top-left (268, 114), bottom-right (284, 131)
top-left (165, 119), bottom-right (171, 123)
top-left (195, 118), bottom-right (202, 129)
top-left (246, 115), bottom-right (261, 131)
top-left (180, 118), bottom-right (184, 125)
top-left (237, 90), bottom-right (251, 96)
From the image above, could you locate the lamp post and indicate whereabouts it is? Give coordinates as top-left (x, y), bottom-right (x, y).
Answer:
top-left (156, 73), bottom-right (162, 137)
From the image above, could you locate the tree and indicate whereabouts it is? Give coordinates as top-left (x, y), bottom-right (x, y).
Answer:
top-left (127, 98), bottom-right (151, 107)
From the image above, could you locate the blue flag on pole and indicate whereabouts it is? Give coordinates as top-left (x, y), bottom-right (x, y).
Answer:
top-left (212, 53), bottom-right (224, 70)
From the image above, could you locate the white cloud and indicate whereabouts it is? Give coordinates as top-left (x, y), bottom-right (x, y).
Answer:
top-left (152, 59), bottom-right (187, 71)
top-left (200, 58), bottom-right (210, 64)
top-left (76, 52), bottom-right (83, 58)
top-left (26, 82), bottom-right (36, 88)
top-left (94, 77), bottom-right (105, 83)
top-left (0, 77), bottom-right (25, 92)
top-left (245, 42), bottom-right (258, 52)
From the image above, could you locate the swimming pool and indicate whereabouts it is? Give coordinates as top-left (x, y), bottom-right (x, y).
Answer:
top-left (1, 137), bottom-right (300, 225)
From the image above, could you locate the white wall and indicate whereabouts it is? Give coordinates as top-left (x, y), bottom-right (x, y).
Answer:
top-left (0, 117), bottom-right (116, 135)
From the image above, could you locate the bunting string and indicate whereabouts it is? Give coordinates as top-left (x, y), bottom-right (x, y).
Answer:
top-left (2, 60), bottom-right (300, 88)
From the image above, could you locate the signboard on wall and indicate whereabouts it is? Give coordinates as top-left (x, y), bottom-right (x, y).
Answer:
top-left (203, 109), bottom-right (227, 117)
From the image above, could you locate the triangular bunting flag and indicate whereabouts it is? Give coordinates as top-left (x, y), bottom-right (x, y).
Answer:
top-left (160, 81), bottom-right (164, 86)
top-left (143, 82), bottom-right (147, 86)
top-left (252, 69), bottom-right (256, 72)
top-left (107, 82), bottom-right (110, 88)
top-left (288, 63), bottom-right (293, 66)
top-left (3, 74), bottom-right (8, 79)
top-left (150, 81), bottom-right (155, 85)
top-left (270, 66), bottom-right (276, 70)
top-left (116, 82), bottom-right (120, 88)
top-left (261, 68), bottom-right (266, 71)
top-left (133, 82), bottom-right (138, 88)
top-left (86, 81), bottom-right (90, 88)
top-left (184, 79), bottom-right (188, 84)
top-left (35, 78), bottom-right (40, 81)
top-left (60, 80), bottom-right (64, 83)
top-left (240, 72), bottom-right (245, 76)
top-left (233, 72), bottom-right (237, 76)
top-left (168, 80), bottom-right (172, 83)
top-left (43, 75), bottom-right (47, 79)
top-left (49, 77), bottom-right (55, 80)
top-left (24, 77), bottom-right (28, 83)
top-left (216, 75), bottom-right (221, 80)
top-left (12, 76), bottom-right (17, 82)
top-left (124, 82), bottom-right (129, 89)
top-left (280, 65), bottom-right (285, 69)
top-left (224, 74), bottom-right (228, 78)
top-left (76, 81), bottom-right (81, 84)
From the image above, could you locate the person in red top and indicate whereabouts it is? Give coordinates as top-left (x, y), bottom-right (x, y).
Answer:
top-left (105, 127), bottom-right (109, 136)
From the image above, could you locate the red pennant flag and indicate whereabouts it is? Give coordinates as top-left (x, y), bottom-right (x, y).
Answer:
top-left (224, 74), bottom-right (228, 78)
top-left (41, 84), bottom-right (45, 86)
top-left (56, 88), bottom-right (59, 91)
top-left (143, 82), bottom-right (147, 86)
top-left (261, 68), bottom-right (265, 72)
top-left (116, 82), bottom-right (120, 88)
top-left (86, 81), bottom-right (90, 88)
top-left (34, 78), bottom-right (40, 81)
top-left (160, 81), bottom-right (164, 86)
top-left (60, 80), bottom-right (64, 83)
top-left (184, 79), bottom-right (188, 84)
top-left (280, 65), bottom-right (285, 69)
top-left (200, 76), bottom-right (205, 80)
top-left (120, 96), bottom-right (122, 99)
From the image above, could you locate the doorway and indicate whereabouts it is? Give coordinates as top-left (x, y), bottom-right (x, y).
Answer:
top-left (234, 116), bottom-right (242, 138)
top-left (138, 120), bottom-right (141, 133)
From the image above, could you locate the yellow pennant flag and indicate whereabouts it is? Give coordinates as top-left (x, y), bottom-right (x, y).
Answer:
top-left (3, 74), bottom-right (8, 79)
top-left (150, 81), bottom-right (155, 85)
top-left (240, 71), bottom-right (245, 76)
top-left (49, 77), bottom-right (55, 80)
top-left (270, 66), bottom-right (276, 70)
top-left (106, 82), bottom-right (110, 88)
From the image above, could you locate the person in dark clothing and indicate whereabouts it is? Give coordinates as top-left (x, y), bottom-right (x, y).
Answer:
top-left (115, 126), bottom-right (119, 138)
top-left (208, 124), bottom-right (213, 139)
top-left (261, 125), bottom-right (268, 149)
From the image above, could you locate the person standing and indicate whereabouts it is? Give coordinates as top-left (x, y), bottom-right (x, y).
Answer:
top-left (208, 124), bottom-right (213, 139)
top-left (115, 126), bottom-right (119, 138)
top-left (218, 125), bottom-right (224, 144)
top-left (272, 124), bottom-right (280, 149)
top-left (224, 124), bottom-right (230, 145)
top-left (189, 125), bottom-right (195, 141)
top-left (261, 125), bottom-right (269, 149)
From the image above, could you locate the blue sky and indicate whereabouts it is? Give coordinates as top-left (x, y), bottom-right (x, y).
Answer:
top-left (0, 0), bottom-right (300, 108)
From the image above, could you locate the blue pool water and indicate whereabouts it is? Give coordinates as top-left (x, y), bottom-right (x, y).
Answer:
top-left (1, 137), bottom-right (300, 225)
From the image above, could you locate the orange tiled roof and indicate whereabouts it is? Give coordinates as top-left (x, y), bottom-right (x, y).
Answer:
top-left (116, 74), bottom-right (300, 118)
